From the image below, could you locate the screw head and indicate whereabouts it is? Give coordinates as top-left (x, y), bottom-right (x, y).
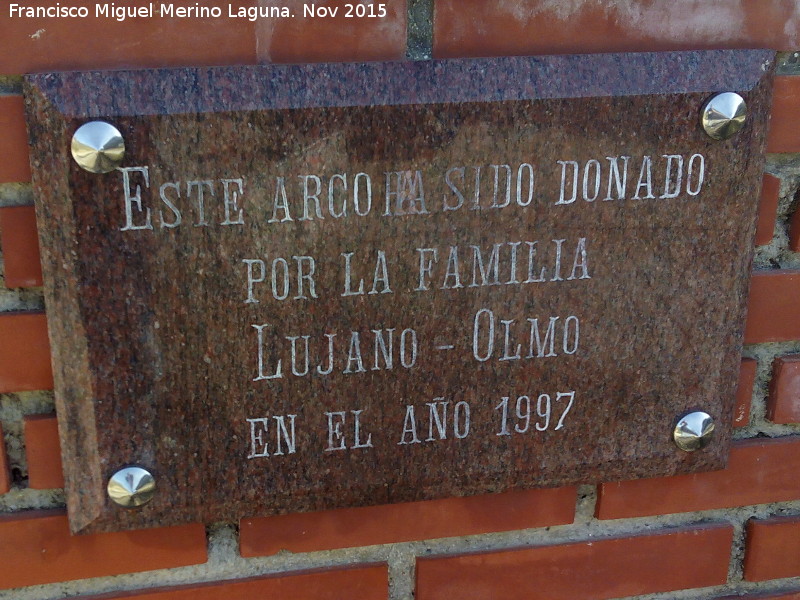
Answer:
top-left (673, 411), bottom-right (715, 452)
top-left (701, 92), bottom-right (747, 140)
top-left (107, 466), bottom-right (156, 508)
top-left (71, 121), bottom-right (125, 173)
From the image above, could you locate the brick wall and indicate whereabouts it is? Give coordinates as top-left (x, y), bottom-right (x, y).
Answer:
top-left (1, 2), bottom-right (800, 599)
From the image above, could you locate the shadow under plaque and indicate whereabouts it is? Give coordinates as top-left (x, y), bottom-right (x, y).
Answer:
top-left (24, 49), bottom-right (774, 534)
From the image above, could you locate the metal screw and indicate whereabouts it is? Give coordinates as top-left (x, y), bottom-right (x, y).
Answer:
top-left (107, 466), bottom-right (156, 508)
top-left (71, 121), bottom-right (125, 173)
top-left (673, 411), bottom-right (715, 452)
top-left (701, 92), bottom-right (747, 140)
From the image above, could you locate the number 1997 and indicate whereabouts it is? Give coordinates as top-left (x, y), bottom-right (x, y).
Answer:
top-left (495, 392), bottom-right (576, 435)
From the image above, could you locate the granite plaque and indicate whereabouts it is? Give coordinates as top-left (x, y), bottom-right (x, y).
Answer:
top-left (25, 50), bottom-right (774, 534)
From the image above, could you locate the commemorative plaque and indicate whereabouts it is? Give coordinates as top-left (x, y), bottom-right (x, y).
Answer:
top-left (24, 49), bottom-right (774, 533)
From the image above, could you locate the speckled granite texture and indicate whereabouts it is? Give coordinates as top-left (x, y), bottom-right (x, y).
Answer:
top-left (24, 50), bottom-right (774, 533)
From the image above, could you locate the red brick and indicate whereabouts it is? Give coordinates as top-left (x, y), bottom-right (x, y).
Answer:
top-left (0, 311), bottom-right (53, 392)
top-left (744, 270), bottom-right (800, 344)
top-left (241, 486), bottom-right (576, 556)
top-left (0, 426), bottom-right (10, 494)
top-left (745, 516), bottom-right (800, 582)
top-left (255, 1), bottom-right (407, 63)
top-left (416, 524), bottom-right (732, 600)
top-left (767, 76), bottom-right (800, 153)
top-left (768, 354), bottom-right (800, 424)
top-left (0, 509), bottom-right (206, 590)
top-left (735, 358), bottom-right (757, 427)
top-left (756, 174), bottom-right (781, 246)
top-left (0, 3), bottom-right (256, 75)
top-left (0, 205), bottom-right (42, 288)
top-left (24, 413), bottom-right (62, 489)
top-left (0, 96), bottom-right (31, 184)
top-left (72, 565), bottom-right (387, 600)
top-left (596, 437), bottom-right (800, 519)
top-left (433, 1), bottom-right (800, 58)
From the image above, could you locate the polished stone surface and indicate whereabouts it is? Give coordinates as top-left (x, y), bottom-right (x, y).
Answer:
top-left (25, 50), bottom-right (774, 533)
